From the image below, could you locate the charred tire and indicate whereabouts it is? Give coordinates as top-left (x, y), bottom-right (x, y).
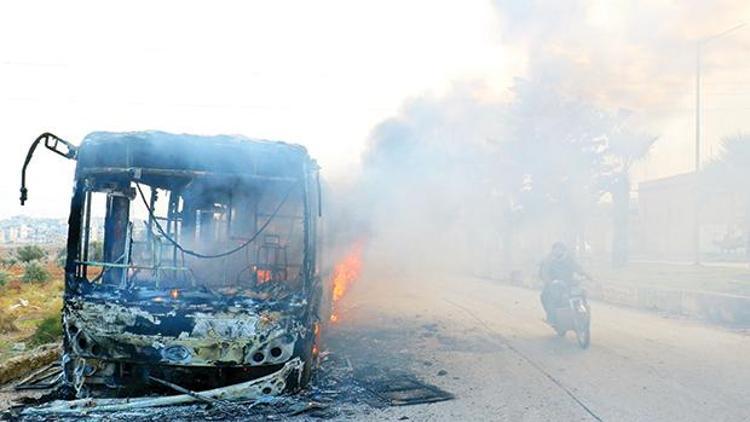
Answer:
top-left (61, 329), bottom-right (77, 391)
top-left (300, 332), bottom-right (318, 387)
top-left (300, 351), bottom-right (313, 387)
top-left (289, 332), bottom-right (316, 390)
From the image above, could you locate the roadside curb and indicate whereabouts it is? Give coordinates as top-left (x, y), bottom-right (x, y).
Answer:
top-left (484, 275), bottom-right (750, 328)
top-left (591, 284), bottom-right (750, 327)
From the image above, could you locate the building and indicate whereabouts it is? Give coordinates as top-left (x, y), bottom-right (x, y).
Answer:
top-left (637, 172), bottom-right (745, 259)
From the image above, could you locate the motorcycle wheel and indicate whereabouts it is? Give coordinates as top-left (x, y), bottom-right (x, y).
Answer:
top-left (574, 313), bottom-right (590, 349)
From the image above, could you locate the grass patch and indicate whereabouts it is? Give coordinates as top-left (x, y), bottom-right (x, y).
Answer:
top-left (0, 259), bottom-right (63, 362)
top-left (587, 261), bottom-right (750, 297)
top-left (27, 314), bottom-right (62, 347)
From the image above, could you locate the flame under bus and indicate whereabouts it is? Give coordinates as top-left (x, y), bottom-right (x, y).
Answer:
top-left (57, 132), bottom-right (322, 397)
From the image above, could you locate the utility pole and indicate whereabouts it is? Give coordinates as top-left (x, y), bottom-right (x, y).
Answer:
top-left (695, 44), bottom-right (701, 174)
top-left (694, 43), bottom-right (701, 265)
top-left (693, 23), bottom-right (745, 265)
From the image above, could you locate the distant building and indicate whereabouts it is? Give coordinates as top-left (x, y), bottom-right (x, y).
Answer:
top-left (637, 172), bottom-right (745, 259)
top-left (0, 216), bottom-right (69, 245)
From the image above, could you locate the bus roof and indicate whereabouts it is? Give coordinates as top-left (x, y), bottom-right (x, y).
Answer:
top-left (76, 131), bottom-right (314, 180)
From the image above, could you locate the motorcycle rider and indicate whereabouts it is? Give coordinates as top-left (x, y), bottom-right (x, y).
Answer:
top-left (540, 242), bottom-right (591, 323)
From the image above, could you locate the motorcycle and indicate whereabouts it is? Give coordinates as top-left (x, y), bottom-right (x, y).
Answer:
top-left (546, 279), bottom-right (591, 349)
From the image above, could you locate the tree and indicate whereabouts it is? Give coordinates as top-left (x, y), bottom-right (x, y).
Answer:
top-left (498, 80), bottom-right (658, 268)
top-left (15, 245), bottom-right (47, 264)
top-left (601, 129), bottom-right (657, 267)
top-left (360, 78), bottom-right (657, 275)
top-left (500, 78), bottom-right (613, 253)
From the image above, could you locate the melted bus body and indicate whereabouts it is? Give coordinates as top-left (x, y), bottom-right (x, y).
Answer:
top-left (37, 131), bottom-right (321, 396)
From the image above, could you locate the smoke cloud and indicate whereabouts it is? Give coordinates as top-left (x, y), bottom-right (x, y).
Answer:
top-left (495, 0), bottom-right (750, 110)
top-left (325, 1), bottom-right (750, 284)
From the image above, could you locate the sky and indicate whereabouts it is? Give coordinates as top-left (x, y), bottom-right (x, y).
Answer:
top-left (1, 0), bottom-right (750, 218)
top-left (0, 0), bottom-right (511, 218)
top-left (493, 0), bottom-right (750, 183)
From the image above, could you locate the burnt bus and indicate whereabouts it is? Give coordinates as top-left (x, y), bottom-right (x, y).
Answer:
top-left (21, 131), bottom-right (323, 397)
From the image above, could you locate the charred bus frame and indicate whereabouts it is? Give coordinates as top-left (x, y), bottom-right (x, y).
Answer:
top-left (20, 131), bottom-right (323, 397)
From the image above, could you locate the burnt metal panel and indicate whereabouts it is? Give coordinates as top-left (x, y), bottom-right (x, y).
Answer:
top-left (363, 375), bottom-right (455, 406)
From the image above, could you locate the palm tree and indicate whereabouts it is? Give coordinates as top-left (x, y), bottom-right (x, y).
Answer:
top-left (602, 130), bottom-right (657, 267)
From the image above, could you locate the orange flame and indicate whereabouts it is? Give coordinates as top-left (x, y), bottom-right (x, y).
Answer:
top-left (256, 268), bottom-right (272, 284)
top-left (329, 241), bottom-right (364, 323)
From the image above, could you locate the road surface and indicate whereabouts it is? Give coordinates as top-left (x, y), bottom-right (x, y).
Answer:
top-left (331, 270), bottom-right (750, 421)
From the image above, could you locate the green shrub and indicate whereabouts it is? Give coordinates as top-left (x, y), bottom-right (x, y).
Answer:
top-left (28, 315), bottom-right (62, 346)
top-left (21, 262), bottom-right (49, 284)
top-left (0, 270), bottom-right (8, 287)
top-left (0, 255), bottom-right (17, 269)
top-left (15, 245), bottom-right (47, 264)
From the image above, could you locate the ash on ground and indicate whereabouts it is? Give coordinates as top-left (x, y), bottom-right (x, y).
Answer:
top-left (4, 323), bottom-right (453, 421)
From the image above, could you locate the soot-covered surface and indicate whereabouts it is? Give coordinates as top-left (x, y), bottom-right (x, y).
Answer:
top-left (4, 320), bottom-right (454, 421)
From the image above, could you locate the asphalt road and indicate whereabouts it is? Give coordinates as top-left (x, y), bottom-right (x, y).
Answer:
top-left (333, 271), bottom-right (750, 421)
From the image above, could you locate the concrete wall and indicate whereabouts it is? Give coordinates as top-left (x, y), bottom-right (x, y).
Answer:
top-left (589, 283), bottom-right (750, 326)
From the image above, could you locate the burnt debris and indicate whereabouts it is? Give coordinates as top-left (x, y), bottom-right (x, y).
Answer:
top-left (12, 348), bottom-right (452, 420)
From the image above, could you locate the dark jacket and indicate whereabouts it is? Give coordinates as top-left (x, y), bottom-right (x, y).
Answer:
top-left (540, 254), bottom-right (583, 284)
